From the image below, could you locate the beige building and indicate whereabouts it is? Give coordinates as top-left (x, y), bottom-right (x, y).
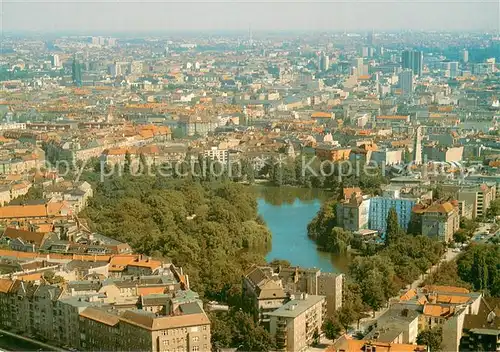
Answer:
top-left (80, 306), bottom-right (211, 352)
top-left (243, 266), bottom-right (288, 324)
top-left (413, 201), bottom-right (460, 243)
top-left (336, 195), bottom-right (371, 232)
top-left (0, 266), bottom-right (208, 351)
top-left (277, 266), bottom-right (343, 314)
top-left (457, 184), bottom-right (496, 219)
top-left (268, 294), bottom-right (326, 352)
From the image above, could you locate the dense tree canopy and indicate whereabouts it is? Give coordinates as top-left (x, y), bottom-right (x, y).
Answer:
top-left (307, 199), bottom-right (338, 241)
top-left (82, 176), bottom-right (271, 299)
top-left (209, 310), bottom-right (276, 351)
top-left (457, 244), bottom-right (500, 296)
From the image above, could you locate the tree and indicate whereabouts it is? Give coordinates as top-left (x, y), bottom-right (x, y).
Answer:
top-left (317, 227), bottom-right (352, 254)
top-left (417, 327), bottom-right (443, 352)
top-left (323, 315), bottom-right (343, 340)
top-left (407, 213), bottom-right (421, 236)
top-left (307, 199), bottom-right (338, 241)
top-left (10, 187), bottom-right (44, 204)
top-left (269, 259), bottom-right (291, 268)
top-left (43, 271), bottom-right (64, 284)
top-left (139, 153), bottom-right (148, 173)
top-left (487, 198), bottom-right (500, 218)
top-left (453, 229), bottom-right (469, 243)
top-left (124, 151), bottom-right (132, 175)
top-left (385, 207), bottom-right (401, 246)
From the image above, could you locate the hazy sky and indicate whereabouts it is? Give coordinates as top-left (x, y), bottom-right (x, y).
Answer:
top-left (2, 0), bottom-right (499, 33)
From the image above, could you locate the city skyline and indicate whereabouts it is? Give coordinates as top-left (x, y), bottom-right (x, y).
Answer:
top-left (2, 0), bottom-right (499, 33)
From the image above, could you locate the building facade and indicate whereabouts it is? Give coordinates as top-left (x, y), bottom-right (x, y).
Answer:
top-left (268, 294), bottom-right (326, 352)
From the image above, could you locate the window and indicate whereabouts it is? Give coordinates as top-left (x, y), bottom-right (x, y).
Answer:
top-left (193, 337), bottom-right (199, 342)
top-left (192, 347), bottom-right (199, 352)
top-left (202, 326), bottom-right (207, 331)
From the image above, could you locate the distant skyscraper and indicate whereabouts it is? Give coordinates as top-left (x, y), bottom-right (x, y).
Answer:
top-left (398, 69), bottom-right (414, 95)
top-left (413, 126), bottom-right (423, 165)
top-left (402, 49), bottom-right (423, 77)
top-left (320, 52), bottom-right (330, 72)
top-left (50, 54), bottom-right (61, 68)
top-left (354, 58), bottom-right (364, 76)
top-left (361, 47), bottom-right (369, 58)
top-left (367, 31), bottom-right (374, 46)
top-left (109, 62), bottom-right (122, 77)
top-left (71, 55), bottom-right (82, 87)
top-left (449, 62), bottom-right (459, 78)
top-left (461, 49), bottom-right (469, 63)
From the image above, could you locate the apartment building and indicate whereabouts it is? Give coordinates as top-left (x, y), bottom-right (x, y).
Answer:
top-left (423, 145), bottom-right (464, 163)
top-left (460, 297), bottom-right (500, 352)
top-left (0, 263), bottom-right (208, 351)
top-left (364, 308), bottom-right (420, 344)
top-left (394, 285), bottom-right (483, 352)
top-left (276, 266), bottom-right (343, 315)
top-left (80, 305), bottom-right (211, 352)
top-left (203, 146), bottom-right (229, 163)
top-left (243, 266), bottom-right (288, 324)
top-left (330, 335), bottom-right (426, 352)
top-left (457, 183), bottom-right (496, 219)
top-left (314, 146), bottom-right (351, 161)
top-left (369, 196), bottom-right (417, 234)
top-left (336, 194), bottom-right (371, 232)
top-left (412, 201), bottom-right (460, 243)
top-left (268, 294), bottom-right (326, 352)
top-left (0, 201), bottom-right (72, 224)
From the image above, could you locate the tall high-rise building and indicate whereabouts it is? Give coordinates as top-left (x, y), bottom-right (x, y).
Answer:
top-left (449, 62), bottom-right (459, 78)
top-left (461, 49), bottom-right (469, 63)
top-left (354, 57), bottom-right (364, 76)
top-left (71, 55), bottom-right (82, 87)
top-left (402, 49), bottom-right (423, 76)
top-left (398, 69), bottom-right (414, 95)
top-left (109, 62), bottom-right (122, 77)
top-left (50, 54), bottom-right (61, 68)
top-left (413, 125), bottom-right (423, 165)
top-left (361, 47), bottom-right (369, 58)
top-left (320, 52), bottom-right (330, 72)
top-left (367, 31), bottom-right (374, 46)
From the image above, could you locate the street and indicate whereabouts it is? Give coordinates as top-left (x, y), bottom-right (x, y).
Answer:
top-left (0, 329), bottom-right (66, 352)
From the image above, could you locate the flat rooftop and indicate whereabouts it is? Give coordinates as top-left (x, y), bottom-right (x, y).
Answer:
top-left (267, 294), bottom-right (325, 319)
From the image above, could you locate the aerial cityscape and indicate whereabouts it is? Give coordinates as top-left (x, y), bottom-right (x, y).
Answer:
top-left (0, 1), bottom-right (499, 352)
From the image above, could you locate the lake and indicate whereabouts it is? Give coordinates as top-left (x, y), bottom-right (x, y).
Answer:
top-left (256, 186), bottom-right (349, 273)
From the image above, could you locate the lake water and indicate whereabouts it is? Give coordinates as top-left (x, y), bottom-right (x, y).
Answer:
top-left (256, 186), bottom-right (348, 273)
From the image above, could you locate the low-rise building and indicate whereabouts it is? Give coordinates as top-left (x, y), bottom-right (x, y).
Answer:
top-left (364, 307), bottom-right (420, 344)
top-left (330, 335), bottom-right (426, 352)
